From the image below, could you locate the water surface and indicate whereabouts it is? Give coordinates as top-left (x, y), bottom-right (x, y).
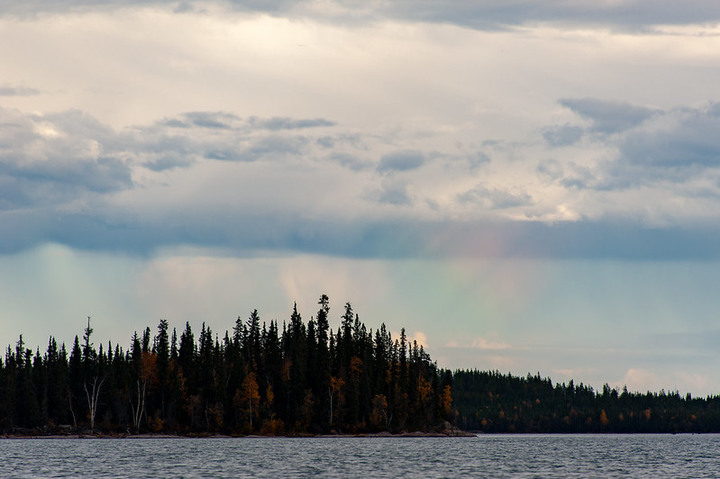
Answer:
top-left (1, 434), bottom-right (718, 478)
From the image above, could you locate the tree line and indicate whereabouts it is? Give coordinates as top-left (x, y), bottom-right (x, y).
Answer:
top-left (0, 295), bottom-right (454, 435)
top-left (452, 369), bottom-right (720, 433)
top-left (5, 295), bottom-right (720, 435)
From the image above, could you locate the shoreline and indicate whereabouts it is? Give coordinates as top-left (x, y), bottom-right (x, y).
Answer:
top-left (0, 430), bottom-right (477, 439)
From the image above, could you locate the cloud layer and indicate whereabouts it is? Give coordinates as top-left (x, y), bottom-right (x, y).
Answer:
top-left (5, 0), bottom-right (720, 31)
top-left (3, 95), bottom-right (720, 259)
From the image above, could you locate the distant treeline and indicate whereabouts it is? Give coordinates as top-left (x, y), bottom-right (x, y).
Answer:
top-left (4, 297), bottom-right (720, 436)
top-left (0, 296), bottom-right (454, 435)
top-left (452, 370), bottom-right (720, 433)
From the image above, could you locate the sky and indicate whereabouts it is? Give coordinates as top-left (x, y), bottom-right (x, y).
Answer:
top-left (2, 0), bottom-right (720, 396)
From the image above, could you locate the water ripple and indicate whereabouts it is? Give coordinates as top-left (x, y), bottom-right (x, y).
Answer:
top-left (1, 434), bottom-right (719, 478)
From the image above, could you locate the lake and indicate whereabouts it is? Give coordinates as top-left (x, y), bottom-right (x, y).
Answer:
top-left (1, 434), bottom-right (718, 478)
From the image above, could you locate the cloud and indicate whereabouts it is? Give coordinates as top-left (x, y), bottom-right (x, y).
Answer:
top-left (559, 98), bottom-right (659, 135)
top-left (0, 107), bottom-right (338, 212)
top-left (3, 104), bottom-right (720, 261)
top-left (536, 160), bottom-right (564, 181)
top-left (617, 103), bottom-right (720, 170)
top-left (406, 331), bottom-right (427, 348)
top-left (158, 113), bottom-right (335, 133)
top-left (367, 176), bottom-right (415, 206)
top-left (183, 111), bottom-right (240, 130)
top-left (249, 117), bottom-right (335, 131)
top-left (542, 124), bottom-right (584, 147)
top-left (375, 180), bottom-right (412, 206)
top-left (146, 113), bottom-right (336, 163)
top-left (458, 185), bottom-right (533, 210)
top-left (0, 156), bottom-right (131, 195)
top-left (4, 0), bottom-right (720, 31)
top-left (0, 108), bottom-right (132, 209)
top-left (618, 368), bottom-right (663, 393)
top-left (0, 85), bottom-right (40, 96)
top-left (142, 154), bottom-right (195, 172)
top-left (235, 135), bottom-right (309, 162)
top-left (543, 101), bottom-right (720, 191)
top-left (5, 190), bottom-right (720, 259)
top-left (173, 1), bottom-right (195, 14)
top-left (375, 0), bottom-right (720, 31)
top-left (466, 151), bottom-right (491, 169)
top-left (377, 150), bottom-right (426, 173)
top-left (328, 153), bottom-right (372, 171)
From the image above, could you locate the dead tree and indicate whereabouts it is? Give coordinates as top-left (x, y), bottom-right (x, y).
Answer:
top-left (84, 376), bottom-right (106, 432)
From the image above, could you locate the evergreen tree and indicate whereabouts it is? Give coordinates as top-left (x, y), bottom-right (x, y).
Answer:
top-left (0, 297), bottom-right (471, 435)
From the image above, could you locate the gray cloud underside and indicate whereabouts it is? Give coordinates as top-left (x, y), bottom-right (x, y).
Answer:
top-left (3, 103), bottom-right (720, 259)
top-left (377, 150), bottom-right (426, 173)
top-left (3, 209), bottom-right (719, 261)
top-left (3, 0), bottom-right (720, 30)
top-left (544, 100), bottom-right (720, 190)
top-left (377, 0), bottom-right (720, 31)
top-left (137, 112), bottom-right (334, 168)
top-left (0, 109), bottom-right (131, 208)
top-left (0, 86), bottom-right (41, 96)
top-left (559, 98), bottom-right (660, 136)
top-left (0, 107), bottom-right (338, 209)
top-left (458, 185), bottom-right (533, 210)
top-left (163, 112), bottom-right (335, 132)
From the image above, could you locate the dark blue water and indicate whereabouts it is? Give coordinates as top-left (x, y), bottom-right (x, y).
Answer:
top-left (1, 434), bottom-right (718, 478)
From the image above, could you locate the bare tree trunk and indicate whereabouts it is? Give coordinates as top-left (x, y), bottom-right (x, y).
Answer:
top-left (130, 379), bottom-right (146, 433)
top-left (68, 391), bottom-right (77, 428)
top-left (204, 402), bottom-right (210, 432)
top-left (84, 376), bottom-right (106, 432)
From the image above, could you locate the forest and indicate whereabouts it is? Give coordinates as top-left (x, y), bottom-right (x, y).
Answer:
top-left (3, 295), bottom-right (720, 435)
top-left (0, 296), bottom-right (454, 435)
top-left (452, 370), bottom-right (720, 433)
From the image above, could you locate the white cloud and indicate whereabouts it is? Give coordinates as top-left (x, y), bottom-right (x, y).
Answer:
top-left (408, 331), bottom-right (428, 348)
